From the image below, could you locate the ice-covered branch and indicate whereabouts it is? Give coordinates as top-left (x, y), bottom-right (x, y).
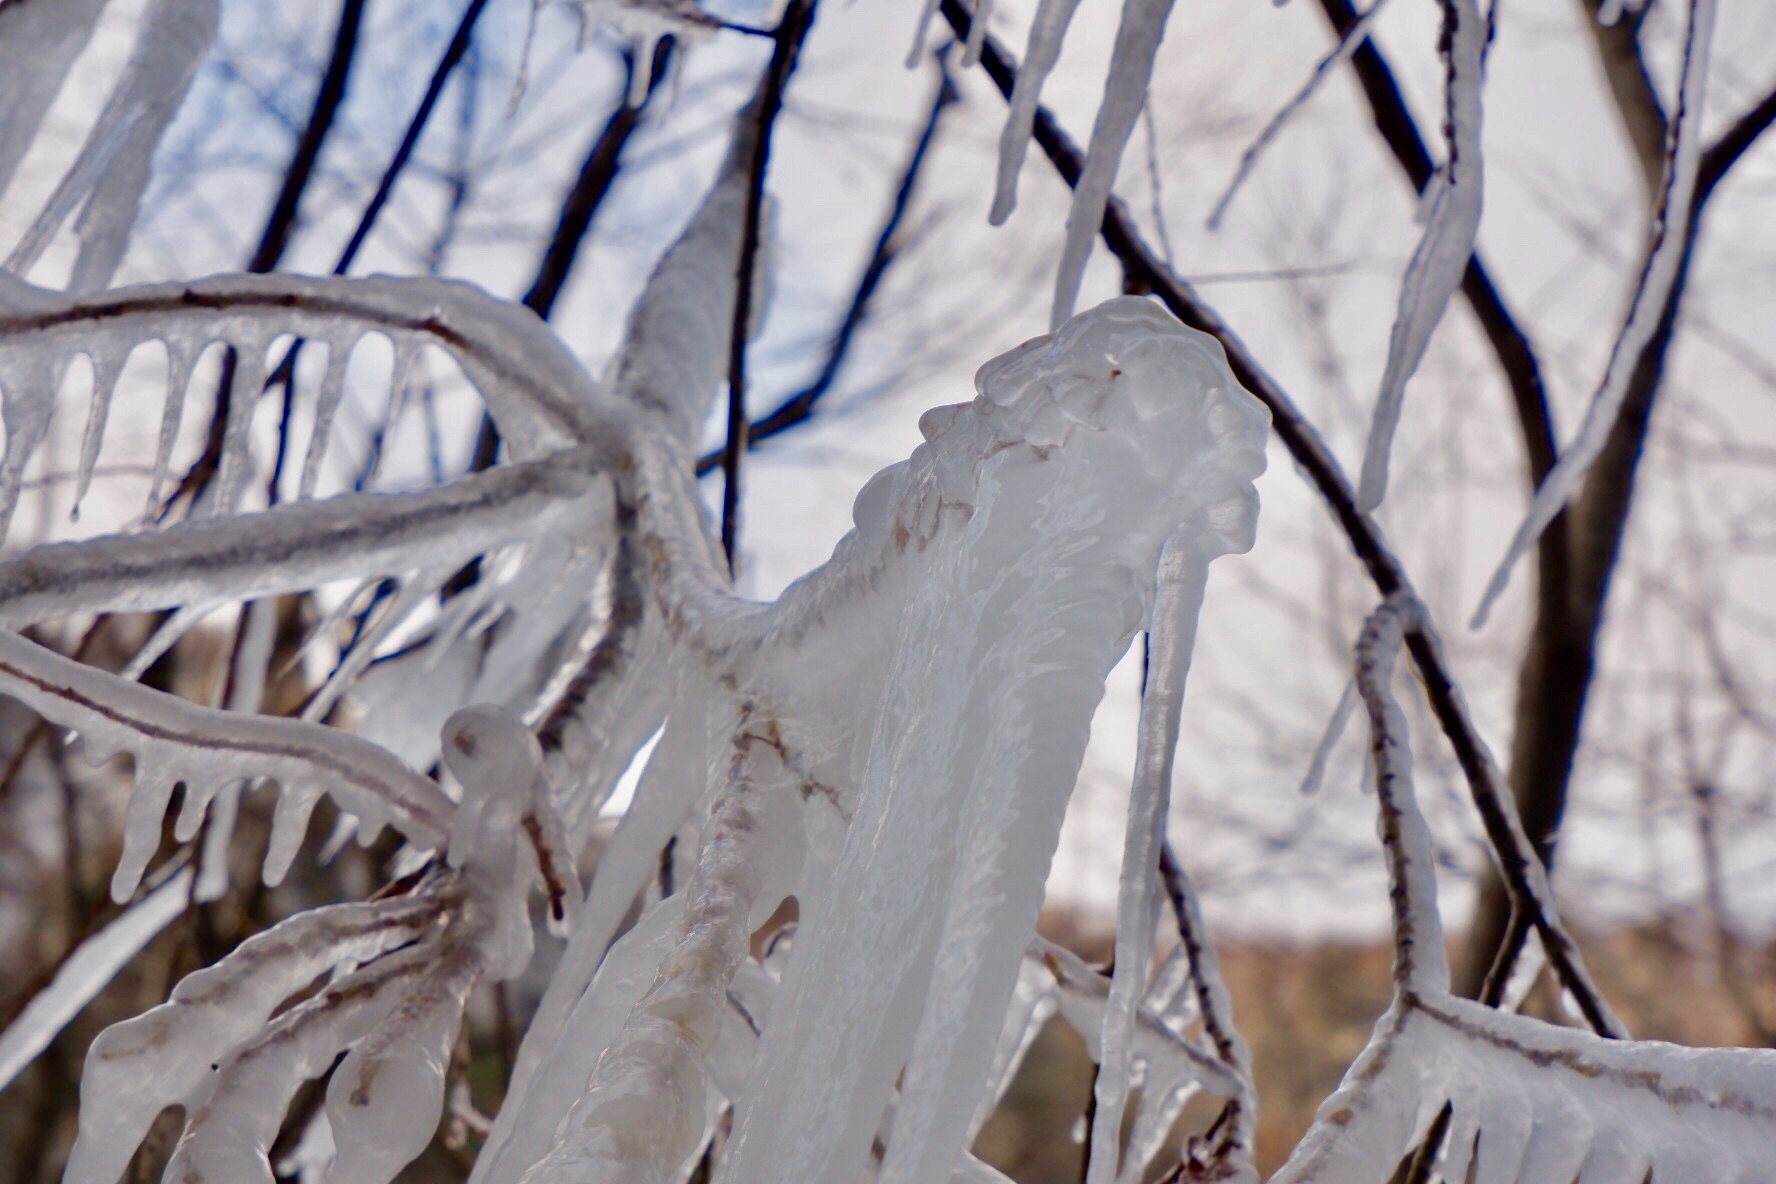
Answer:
top-left (0, 450), bottom-right (603, 624)
top-left (0, 271), bottom-right (604, 535)
top-left (0, 628), bottom-right (457, 897)
top-left (1473, 0), bottom-right (1716, 626)
top-left (1355, 0), bottom-right (1485, 511)
top-left (1087, 535), bottom-right (1212, 1184)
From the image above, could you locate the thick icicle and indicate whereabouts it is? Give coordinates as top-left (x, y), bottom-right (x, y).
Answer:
top-left (298, 337), bottom-right (356, 498)
top-left (0, 450), bottom-right (600, 624)
top-left (720, 297), bottom-right (1266, 1184)
top-left (0, 864), bottom-right (192, 1093)
top-left (990, 0), bottom-right (1086, 224)
top-left (1049, 0), bottom-right (1178, 327)
top-left (1354, 0), bottom-right (1485, 512)
top-left (1472, 0), bottom-right (1715, 627)
top-left (520, 715), bottom-right (798, 1184)
top-left (471, 685), bottom-right (709, 1184)
top-left (1085, 533), bottom-right (1211, 1184)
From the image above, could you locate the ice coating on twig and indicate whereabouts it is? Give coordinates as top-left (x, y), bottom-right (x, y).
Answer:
top-left (720, 296), bottom-right (1266, 1184)
top-left (1299, 677), bottom-right (1358, 795)
top-left (1355, 0), bottom-right (1485, 512)
top-left (0, 452), bottom-right (599, 625)
top-left (1472, 0), bottom-right (1715, 627)
top-left (1207, 0), bottom-right (1390, 230)
top-left (1266, 595), bottom-right (1773, 1184)
top-left (1353, 596), bottom-right (1447, 995)
top-left (4, 0), bottom-right (219, 293)
top-left (1049, 0), bottom-right (1178, 327)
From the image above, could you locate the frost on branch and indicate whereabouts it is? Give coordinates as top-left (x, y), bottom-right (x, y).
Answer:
top-left (1271, 596), bottom-right (1776, 1184)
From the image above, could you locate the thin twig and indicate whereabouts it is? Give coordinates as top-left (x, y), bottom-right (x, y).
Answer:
top-left (698, 49), bottom-right (956, 475)
top-left (720, 0), bottom-right (819, 567)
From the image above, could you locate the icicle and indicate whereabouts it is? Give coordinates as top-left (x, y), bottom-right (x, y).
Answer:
top-left (1473, 0), bottom-right (1716, 628)
top-left (519, 718), bottom-right (794, 1184)
top-left (1086, 533), bottom-right (1210, 1184)
top-left (1050, 0), bottom-right (1178, 327)
top-left (0, 351), bottom-right (59, 540)
top-left (195, 783), bottom-right (242, 902)
top-left (1207, 0), bottom-right (1390, 230)
top-left (264, 784), bottom-right (326, 886)
top-left (359, 336), bottom-right (418, 491)
top-left (70, 346), bottom-right (126, 518)
top-left (471, 686), bottom-right (710, 1184)
top-left (211, 334), bottom-right (271, 514)
top-left (990, 0), bottom-right (1085, 225)
top-left (145, 341), bottom-right (193, 520)
top-left (1298, 677), bottom-right (1357, 795)
top-left (728, 297), bottom-right (1267, 1184)
top-left (1354, 0), bottom-right (1485, 512)
top-left (118, 601), bottom-right (215, 682)
top-left (302, 568), bottom-right (451, 724)
top-left (0, 863), bottom-right (192, 1093)
top-left (906, 0), bottom-right (942, 68)
top-left (300, 336), bottom-right (355, 499)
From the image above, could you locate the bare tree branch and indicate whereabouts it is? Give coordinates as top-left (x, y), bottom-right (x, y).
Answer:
top-left (720, 0), bottom-right (820, 567)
